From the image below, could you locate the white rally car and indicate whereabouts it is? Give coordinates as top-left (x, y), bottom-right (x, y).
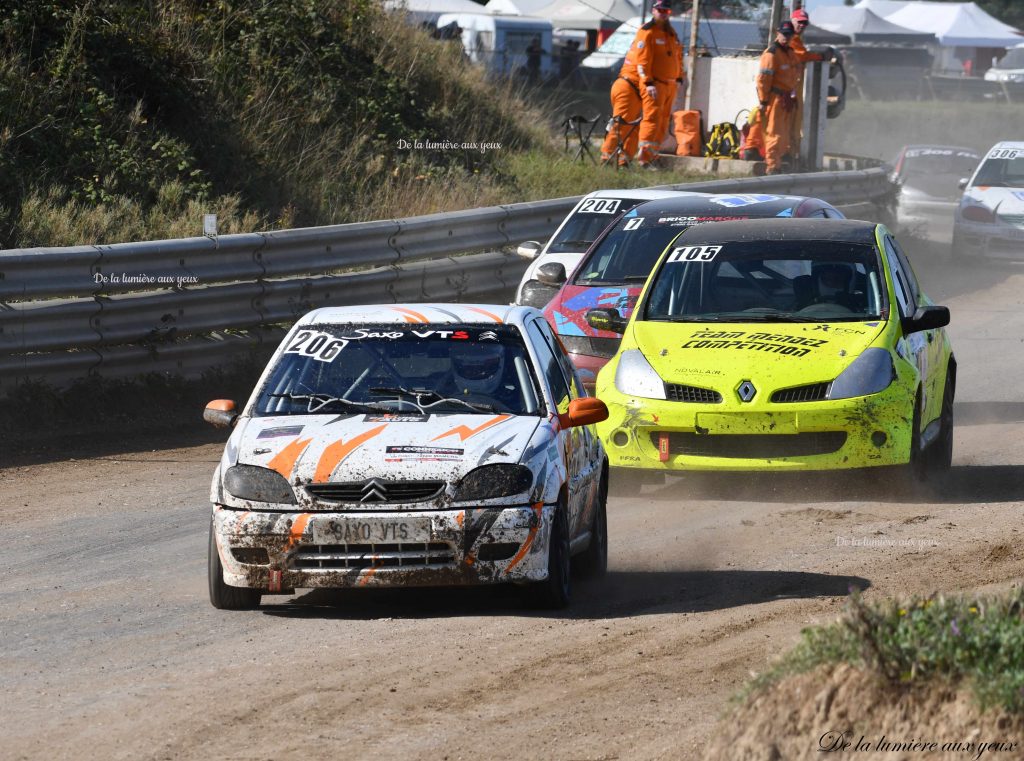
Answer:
top-left (514, 188), bottom-right (703, 308)
top-left (952, 141), bottom-right (1024, 261)
top-left (205, 304), bottom-right (609, 610)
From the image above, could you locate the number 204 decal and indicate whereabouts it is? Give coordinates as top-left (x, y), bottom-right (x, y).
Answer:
top-left (284, 331), bottom-right (348, 362)
top-left (579, 198), bottom-right (621, 214)
top-left (668, 245), bottom-right (722, 263)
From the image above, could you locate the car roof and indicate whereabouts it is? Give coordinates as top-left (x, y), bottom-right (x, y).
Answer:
top-left (297, 303), bottom-right (540, 327)
top-left (623, 193), bottom-right (832, 217)
top-left (987, 141), bottom-right (1024, 151)
top-left (581, 188), bottom-right (706, 201)
top-left (899, 145), bottom-right (979, 155)
top-left (668, 217), bottom-right (880, 245)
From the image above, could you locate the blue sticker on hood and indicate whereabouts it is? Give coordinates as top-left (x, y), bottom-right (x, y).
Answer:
top-left (775, 208), bottom-right (794, 217)
top-left (625, 208), bottom-right (638, 217)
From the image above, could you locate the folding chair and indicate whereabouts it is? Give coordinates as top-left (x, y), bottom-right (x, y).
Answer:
top-left (604, 114), bottom-right (642, 169)
top-left (561, 114), bottom-right (603, 164)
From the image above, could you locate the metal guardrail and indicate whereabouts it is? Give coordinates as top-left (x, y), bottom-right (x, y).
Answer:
top-left (0, 167), bottom-right (895, 396)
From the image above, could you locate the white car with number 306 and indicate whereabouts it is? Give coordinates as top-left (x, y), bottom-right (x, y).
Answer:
top-left (952, 141), bottom-right (1024, 261)
top-left (204, 304), bottom-right (609, 611)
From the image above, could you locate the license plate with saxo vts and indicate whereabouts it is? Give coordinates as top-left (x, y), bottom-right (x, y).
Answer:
top-left (330, 516), bottom-right (432, 543)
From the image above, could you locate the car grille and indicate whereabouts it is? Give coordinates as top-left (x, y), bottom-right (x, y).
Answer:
top-left (665, 383), bottom-right (722, 403)
top-left (771, 382), bottom-right (831, 403)
top-left (997, 213), bottom-right (1024, 229)
top-left (291, 542), bottom-right (457, 570)
top-left (306, 480), bottom-right (445, 504)
top-left (652, 431), bottom-right (847, 458)
top-left (559, 335), bottom-right (622, 358)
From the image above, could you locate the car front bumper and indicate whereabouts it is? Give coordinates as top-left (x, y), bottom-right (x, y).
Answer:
top-left (954, 220), bottom-right (1024, 259)
top-left (212, 503), bottom-right (553, 590)
top-left (594, 383), bottom-right (914, 472)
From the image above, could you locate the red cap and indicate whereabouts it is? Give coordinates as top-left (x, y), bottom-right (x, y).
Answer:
top-left (791, 8), bottom-right (809, 23)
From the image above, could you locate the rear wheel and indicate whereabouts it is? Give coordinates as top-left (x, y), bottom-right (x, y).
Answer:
top-left (907, 392), bottom-right (928, 483)
top-left (576, 472), bottom-right (608, 578)
top-left (208, 520), bottom-right (262, 611)
top-left (950, 230), bottom-right (967, 263)
top-left (531, 500), bottom-right (571, 609)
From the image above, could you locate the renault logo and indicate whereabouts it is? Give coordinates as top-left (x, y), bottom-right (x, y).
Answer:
top-left (737, 381), bottom-right (757, 403)
top-left (360, 478), bottom-right (388, 503)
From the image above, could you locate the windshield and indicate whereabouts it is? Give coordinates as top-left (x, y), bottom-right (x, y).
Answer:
top-left (546, 197), bottom-right (642, 254)
top-left (643, 240), bottom-right (885, 323)
top-left (596, 26), bottom-right (639, 56)
top-left (574, 213), bottom-right (749, 285)
top-left (971, 148), bottom-right (1024, 188)
top-left (899, 148), bottom-right (979, 179)
top-left (254, 325), bottom-right (543, 417)
top-left (994, 48), bottom-right (1024, 69)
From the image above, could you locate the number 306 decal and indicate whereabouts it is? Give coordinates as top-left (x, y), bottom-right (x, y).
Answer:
top-left (284, 331), bottom-right (348, 362)
top-left (987, 148), bottom-right (1021, 160)
top-left (578, 198), bottom-right (621, 214)
top-left (668, 245), bottom-right (722, 262)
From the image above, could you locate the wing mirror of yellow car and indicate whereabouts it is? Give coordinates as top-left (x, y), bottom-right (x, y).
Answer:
top-left (902, 305), bottom-right (950, 335)
top-left (559, 397), bottom-right (609, 429)
top-left (204, 399), bottom-right (239, 428)
top-left (586, 307), bottom-right (628, 334)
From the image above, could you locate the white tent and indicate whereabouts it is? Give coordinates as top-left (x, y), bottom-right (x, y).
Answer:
top-left (855, 0), bottom-right (1022, 47)
top-left (527, 0), bottom-right (638, 31)
top-left (484, 0), bottom-right (557, 16)
top-left (813, 6), bottom-right (935, 44)
top-left (385, 0), bottom-right (488, 26)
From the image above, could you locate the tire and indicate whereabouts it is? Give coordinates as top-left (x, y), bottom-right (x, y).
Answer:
top-left (950, 230), bottom-right (967, 263)
top-left (576, 472), bottom-right (608, 578)
top-left (609, 468), bottom-right (665, 497)
top-left (532, 500), bottom-right (572, 609)
top-left (927, 370), bottom-right (955, 475)
top-left (208, 520), bottom-right (262, 611)
top-left (907, 392), bottom-right (928, 483)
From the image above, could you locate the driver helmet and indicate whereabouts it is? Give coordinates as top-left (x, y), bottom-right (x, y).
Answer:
top-left (813, 262), bottom-right (854, 299)
top-left (451, 343), bottom-right (505, 394)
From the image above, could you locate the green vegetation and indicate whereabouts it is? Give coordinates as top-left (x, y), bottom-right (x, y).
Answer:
top-left (744, 587), bottom-right (1024, 713)
top-left (0, 1), bottom-right (709, 249)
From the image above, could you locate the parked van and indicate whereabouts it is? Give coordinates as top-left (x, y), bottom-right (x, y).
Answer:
top-left (437, 12), bottom-right (555, 79)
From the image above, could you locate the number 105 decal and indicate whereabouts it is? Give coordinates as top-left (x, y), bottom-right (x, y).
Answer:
top-left (284, 331), bottom-right (348, 362)
top-left (668, 245), bottom-right (722, 262)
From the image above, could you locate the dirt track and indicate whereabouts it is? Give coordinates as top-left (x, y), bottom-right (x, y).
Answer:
top-left (3, 244), bottom-right (1024, 760)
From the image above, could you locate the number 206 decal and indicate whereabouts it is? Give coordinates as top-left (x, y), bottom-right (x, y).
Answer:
top-left (284, 331), bottom-right (348, 362)
top-left (578, 198), bottom-right (621, 214)
top-left (668, 245), bottom-right (722, 263)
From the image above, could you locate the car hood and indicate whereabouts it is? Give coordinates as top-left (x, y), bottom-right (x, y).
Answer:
top-left (962, 185), bottom-right (1024, 218)
top-left (630, 320), bottom-right (887, 390)
top-left (546, 283), bottom-right (643, 338)
top-left (231, 413), bottom-right (540, 484)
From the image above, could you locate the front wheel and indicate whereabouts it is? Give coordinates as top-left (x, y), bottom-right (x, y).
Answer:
top-left (927, 370), bottom-right (955, 475)
top-left (531, 501), bottom-right (571, 609)
top-left (208, 520), bottom-right (262, 611)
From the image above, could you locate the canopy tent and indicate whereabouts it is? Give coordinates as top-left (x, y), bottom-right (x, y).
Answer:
top-left (385, 0), bottom-right (488, 25)
top-left (855, 0), bottom-right (1022, 47)
top-left (813, 6), bottom-right (935, 45)
top-left (484, 0), bottom-right (558, 16)
top-left (523, 0), bottom-right (639, 31)
top-left (800, 22), bottom-right (853, 46)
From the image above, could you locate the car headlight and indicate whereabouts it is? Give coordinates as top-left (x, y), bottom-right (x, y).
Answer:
top-left (614, 349), bottom-right (666, 399)
top-left (454, 464), bottom-right (533, 501)
top-left (827, 348), bottom-right (895, 400)
top-left (224, 465), bottom-right (297, 504)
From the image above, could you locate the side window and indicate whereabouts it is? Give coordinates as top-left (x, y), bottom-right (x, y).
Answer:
top-left (883, 238), bottom-right (912, 318)
top-left (806, 207), bottom-right (828, 218)
top-left (526, 322), bottom-right (571, 413)
top-left (824, 206), bottom-right (846, 219)
top-left (888, 235), bottom-right (921, 306)
top-left (533, 318), bottom-right (585, 400)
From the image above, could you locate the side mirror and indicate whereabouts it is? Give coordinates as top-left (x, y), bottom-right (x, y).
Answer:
top-left (516, 240), bottom-right (543, 259)
top-left (204, 399), bottom-right (239, 428)
top-left (957, 177), bottom-right (968, 190)
top-left (536, 262), bottom-right (567, 287)
top-left (586, 307), bottom-right (628, 334)
top-left (902, 305), bottom-right (950, 335)
top-left (559, 397), bottom-right (609, 429)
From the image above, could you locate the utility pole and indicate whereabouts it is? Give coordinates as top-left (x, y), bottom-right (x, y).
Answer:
top-left (641, 0), bottom-right (647, 25)
top-left (685, 0), bottom-right (700, 109)
top-left (769, 0), bottom-right (784, 44)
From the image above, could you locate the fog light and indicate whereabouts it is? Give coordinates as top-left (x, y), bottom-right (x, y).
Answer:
top-left (871, 431), bottom-right (887, 448)
top-left (612, 430), bottom-right (629, 447)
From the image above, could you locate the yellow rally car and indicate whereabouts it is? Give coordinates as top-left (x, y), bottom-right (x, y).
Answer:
top-left (588, 218), bottom-right (955, 483)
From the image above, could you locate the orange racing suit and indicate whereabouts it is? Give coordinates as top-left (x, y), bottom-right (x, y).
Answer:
top-left (633, 20), bottom-right (684, 165)
top-left (757, 41), bottom-right (799, 173)
top-left (601, 48), bottom-right (645, 164)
